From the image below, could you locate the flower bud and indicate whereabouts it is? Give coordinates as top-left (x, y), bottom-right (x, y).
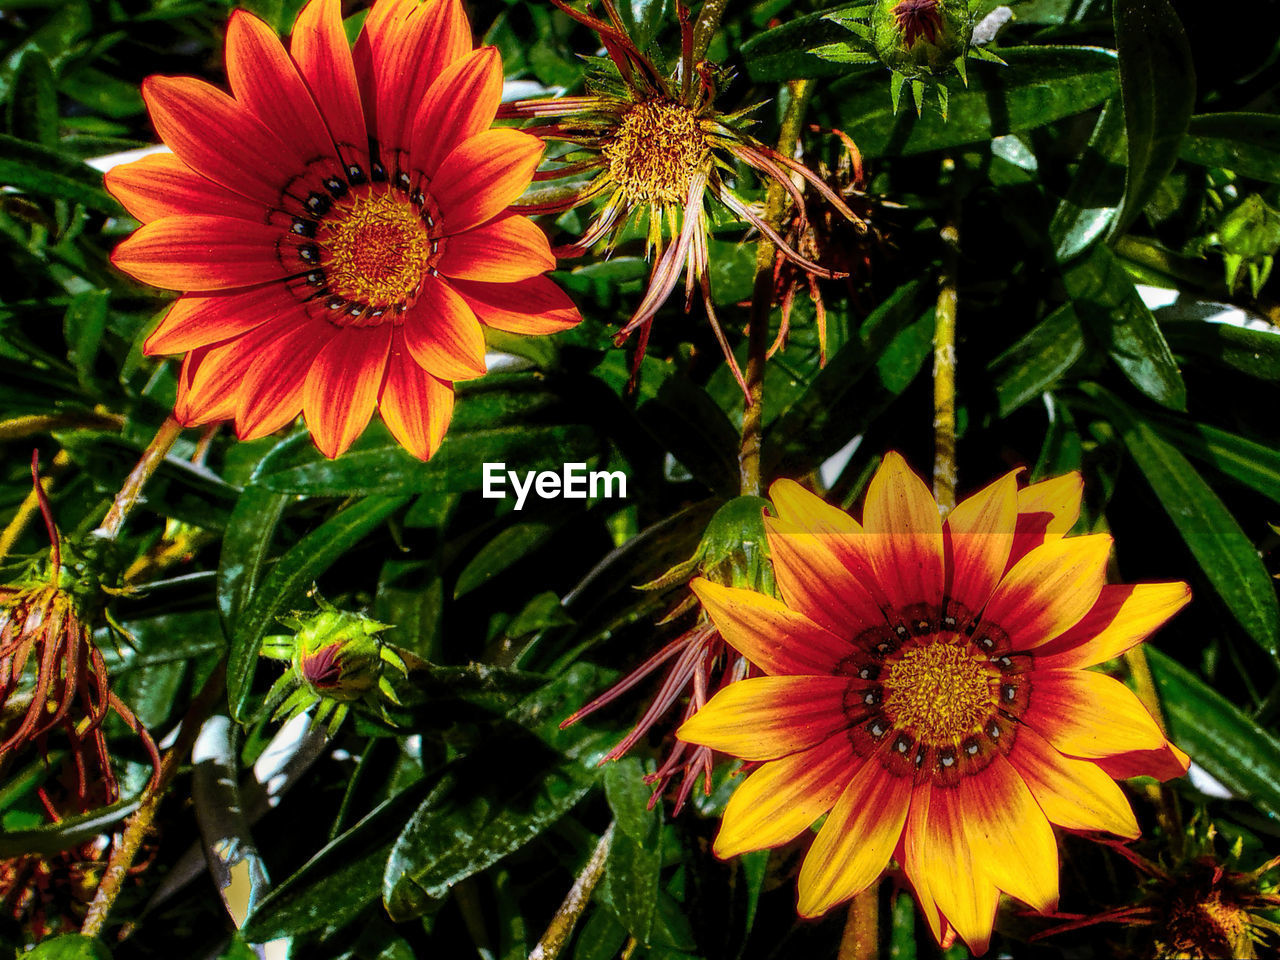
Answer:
top-left (290, 609), bottom-right (392, 702)
top-left (871, 0), bottom-right (973, 79)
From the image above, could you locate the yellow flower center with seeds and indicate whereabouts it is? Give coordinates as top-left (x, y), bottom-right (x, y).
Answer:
top-left (317, 192), bottom-right (434, 312)
top-left (603, 100), bottom-right (709, 205)
top-left (880, 641), bottom-right (995, 744)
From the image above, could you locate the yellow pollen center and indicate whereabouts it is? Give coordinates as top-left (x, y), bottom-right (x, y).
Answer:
top-left (880, 641), bottom-right (996, 744)
top-left (602, 100), bottom-right (709, 205)
top-left (317, 192), bottom-right (433, 311)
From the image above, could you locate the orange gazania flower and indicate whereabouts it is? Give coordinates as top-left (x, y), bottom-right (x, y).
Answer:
top-left (106, 0), bottom-right (580, 459)
top-left (677, 453), bottom-right (1192, 955)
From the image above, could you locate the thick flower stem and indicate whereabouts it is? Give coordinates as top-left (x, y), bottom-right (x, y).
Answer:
top-left (691, 0), bottom-right (731, 62)
top-left (740, 78), bottom-right (815, 496)
top-left (838, 884), bottom-right (880, 960)
top-left (528, 822), bottom-right (615, 960)
top-left (933, 159), bottom-right (960, 515)
top-left (81, 660), bottom-right (226, 938)
top-left (96, 416), bottom-right (183, 540)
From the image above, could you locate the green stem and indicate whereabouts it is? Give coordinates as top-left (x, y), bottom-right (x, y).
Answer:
top-left (739, 78), bottom-right (814, 497)
top-left (691, 0), bottom-right (732, 62)
top-left (933, 158), bottom-right (960, 515)
top-left (838, 884), bottom-right (880, 960)
top-left (528, 822), bottom-right (615, 960)
top-left (96, 416), bottom-right (183, 540)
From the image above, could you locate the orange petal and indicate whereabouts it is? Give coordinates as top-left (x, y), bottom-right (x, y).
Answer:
top-left (364, 0), bottom-right (471, 169)
top-left (409, 46), bottom-right (503, 177)
top-left (302, 323), bottom-right (393, 458)
top-left (957, 756), bottom-right (1059, 913)
top-left (675, 676), bottom-right (851, 762)
top-left (451, 275), bottom-right (581, 335)
top-left (290, 0), bottom-right (370, 174)
top-left (797, 753), bottom-right (911, 918)
top-left (1023, 669), bottom-right (1167, 758)
top-left (401, 275), bottom-right (487, 381)
top-left (713, 737), bottom-right (858, 859)
top-left (1095, 741), bottom-right (1190, 782)
top-left (226, 9), bottom-right (341, 172)
top-left (860, 452), bottom-right (945, 613)
top-left (1008, 473), bottom-right (1083, 570)
top-left (903, 783), bottom-right (1000, 956)
top-left (1035, 582), bottom-right (1191, 670)
top-left (111, 216), bottom-right (294, 291)
top-left (144, 285), bottom-right (299, 355)
top-left (1009, 725), bottom-right (1139, 838)
top-left (173, 319), bottom-right (291, 425)
top-left (104, 152), bottom-right (265, 224)
top-left (437, 215), bottom-right (555, 282)
top-left (433, 129), bottom-right (544, 235)
top-left (378, 328), bottom-right (455, 460)
top-left (944, 471), bottom-right (1018, 619)
top-left (764, 517), bottom-right (888, 639)
top-left (141, 75), bottom-right (293, 208)
top-left (235, 314), bottom-right (337, 440)
top-left (691, 578), bottom-right (853, 676)
top-left (979, 534), bottom-right (1112, 651)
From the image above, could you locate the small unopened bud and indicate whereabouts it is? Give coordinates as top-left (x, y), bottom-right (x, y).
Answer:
top-left (871, 0), bottom-right (973, 79)
top-left (293, 610), bottom-right (388, 701)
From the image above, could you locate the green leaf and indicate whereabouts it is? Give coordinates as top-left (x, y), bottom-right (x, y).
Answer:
top-left (0, 801), bottom-right (136, 857)
top-left (1146, 648), bottom-right (1280, 816)
top-left (1048, 99), bottom-right (1126, 261)
top-left (739, 3), bottom-right (875, 82)
top-left (7, 50), bottom-right (58, 148)
top-left (601, 764), bottom-right (663, 943)
top-left (227, 495), bottom-right (409, 720)
top-left (1181, 113), bottom-right (1280, 183)
top-left (1150, 419), bottom-right (1280, 506)
top-left (63, 289), bottom-right (108, 392)
top-left (831, 47), bottom-right (1119, 158)
top-left (1110, 0), bottom-right (1195, 237)
top-left (988, 304), bottom-right (1086, 416)
top-left (1083, 384), bottom-right (1279, 655)
top-left (454, 522), bottom-right (554, 599)
top-left (638, 377), bottom-right (739, 495)
top-left (615, 0), bottom-right (669, 53)
top-left (217, 484), bottom-right (290, 636)
top-left (24, 935), bottom-right (112, 960)
top-left (242, 779), bottom-right (432, 941)
top-left (1161, 316), bottom-right (1280, 382)
top-left (0, 133), bottom-right (121, 212)
top-left (382, 743), bottom-right (598, 921)
top-left (1064, 245), bottom-right (1186, 409)
top-left (764, 281), bottom-right (932, 477)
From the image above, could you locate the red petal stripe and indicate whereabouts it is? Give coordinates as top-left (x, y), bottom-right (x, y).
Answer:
top-left (302, 323), bottom-right (393, 458)
top-left (378, 328), bottom-right (455, 460)
top-left (409, 46), bottom-right (504, 178)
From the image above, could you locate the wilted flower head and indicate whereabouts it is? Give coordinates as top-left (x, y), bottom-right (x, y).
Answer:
top-left (503, 0), bottom-right (863, 394)
top-left (105, 0), bottom-right (580, 461)
top-left (0, 454), bottom-right (160, 808)
top-left (261, 595), bottom-right (407, 734)
top-left (1038, 825), bottom-right (1280, 959)
top-left (561, 496), bottom-right (773, 812)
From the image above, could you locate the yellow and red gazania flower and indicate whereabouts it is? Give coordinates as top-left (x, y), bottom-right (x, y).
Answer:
top-left (677, 453), bottom-right (1191, 954)
top-left (106, 0), bottom-right (581, 460)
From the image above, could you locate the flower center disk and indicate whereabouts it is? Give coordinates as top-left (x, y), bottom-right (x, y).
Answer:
top-left (603, 100), bottom-right (709, 205)
top-left (880, 640), bottom-right (995, 744)
top-left (316, 191), bottom-right (434, 315)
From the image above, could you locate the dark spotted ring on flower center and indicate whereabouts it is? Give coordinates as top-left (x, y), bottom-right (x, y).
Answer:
top-left (277, 161), bottom-right (445, 327)
top-left (836, 600), bottom-right (1032, 786)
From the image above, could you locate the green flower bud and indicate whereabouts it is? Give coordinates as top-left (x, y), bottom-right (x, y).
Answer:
top-left (291, 609), bottom-right (391, 702)
top-left (871, 0), bottom-right (973, 79)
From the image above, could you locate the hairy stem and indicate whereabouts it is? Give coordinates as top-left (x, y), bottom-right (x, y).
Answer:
top-left (81, 660), bottom-right (226, 938)
top-left (740, 78), bottom-right (814, 496)
top-left (96, 416), bottom-right (183, 540)
top-left (528, 822), bottom-right (615, 960)
top-left (691, 0), bottom-right (732, 62)
top-left (933, 158), bottom-right (960, 515)
top-left (838, 885), bottom-right (880, 960)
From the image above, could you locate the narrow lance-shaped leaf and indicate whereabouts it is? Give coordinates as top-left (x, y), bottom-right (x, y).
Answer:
top-left (1110, 0), bottom-right (1196, 237)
